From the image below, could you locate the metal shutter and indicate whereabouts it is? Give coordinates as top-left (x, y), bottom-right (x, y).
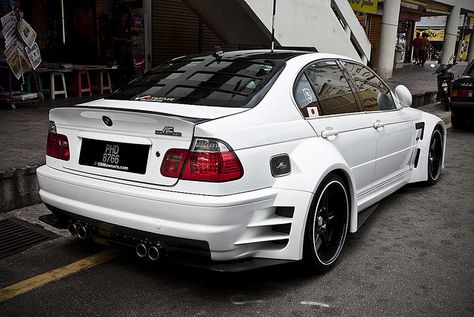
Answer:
top-left (368, 14), bottom-right (382, 71)
top-left (152, 0), bottom-right (200, 66)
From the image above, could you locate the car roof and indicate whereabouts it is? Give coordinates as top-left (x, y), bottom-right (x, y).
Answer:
top-left (171, 49), bottom-right (360, 64)
top-left (172, 50), bottom-right (310, 62)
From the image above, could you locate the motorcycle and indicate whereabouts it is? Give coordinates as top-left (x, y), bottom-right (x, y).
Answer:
top-left (431, 55), bottom-right (457, 111)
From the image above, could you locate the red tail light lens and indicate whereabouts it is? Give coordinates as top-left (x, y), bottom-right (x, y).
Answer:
top-left (160, 149), bottom-right (188, 178)
top-left (160, 138), bottom-right (243, 182)
top-left (46, 132), bottom-right (70, 160)
top-left (181, 151), bottom-right (243, 182)
top-left (451, 89), bottom-right (473, 98)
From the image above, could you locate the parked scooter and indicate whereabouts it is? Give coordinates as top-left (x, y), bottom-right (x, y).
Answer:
top-left (431, 55), bottom-right (457, 111)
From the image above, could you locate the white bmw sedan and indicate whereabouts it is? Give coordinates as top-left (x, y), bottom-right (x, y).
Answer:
top-left (37, 50), bottom-right (445, 272)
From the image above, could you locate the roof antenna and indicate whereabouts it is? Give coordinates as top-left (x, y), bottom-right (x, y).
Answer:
top-left (271, 0), bottom-right (276, 52)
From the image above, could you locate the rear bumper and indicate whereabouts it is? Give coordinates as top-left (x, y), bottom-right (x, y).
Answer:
top-left (449, 101), bottom-right (474, 117)
top-left (43, 206), bottom-right (295, 272)
top-left (37, 165), bottom-right (312, 262)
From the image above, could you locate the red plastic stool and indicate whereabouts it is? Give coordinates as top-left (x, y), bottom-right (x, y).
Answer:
top-left (99, 70), bottom-right (113, 94)
top-left (77, 71), bottom-right (92, 97)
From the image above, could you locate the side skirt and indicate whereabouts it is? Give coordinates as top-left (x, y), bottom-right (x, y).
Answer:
top-left (357, 203), bottom-right (379, 230)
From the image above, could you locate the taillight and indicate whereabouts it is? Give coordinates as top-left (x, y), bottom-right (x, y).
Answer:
top-left (160, 138), bottom-right (243, 182)
top-left (160, 149), bottom-right (188, 178)
top-left (451, 89), bottom-right (473, 98)
top-left (46, 121), bottom-right (70, 160)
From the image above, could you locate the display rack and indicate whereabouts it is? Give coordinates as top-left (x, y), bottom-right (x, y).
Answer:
top-left (0, 61), bottom-right (40, 109)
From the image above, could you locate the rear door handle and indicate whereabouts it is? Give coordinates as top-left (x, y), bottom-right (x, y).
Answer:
top-left (373, 120), bottom-right (385, 129)
top-left (321, 128), bottom-right (339, 138)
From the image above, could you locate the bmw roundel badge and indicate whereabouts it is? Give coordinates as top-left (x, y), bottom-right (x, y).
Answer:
top-left (102, 116), bottom-right (113, 127)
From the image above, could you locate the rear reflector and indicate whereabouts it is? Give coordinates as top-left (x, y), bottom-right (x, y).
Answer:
top-left (160, 138), bottom-right (243, 182)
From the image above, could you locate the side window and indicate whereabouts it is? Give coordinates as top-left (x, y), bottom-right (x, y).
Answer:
top-left (294, 73), bottom-right (318, 117)
top-left (294, 60), bottom-right (360, 117)
top-left (343, 62), bottom-right (396, 111)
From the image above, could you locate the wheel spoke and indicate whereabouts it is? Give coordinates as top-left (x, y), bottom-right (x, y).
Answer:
top-left (314, 235), bottom-right (322, 251)
top-left (319, 228), bottom-right (329, 249)
top-left (326, 210), bottom-right (336, 222)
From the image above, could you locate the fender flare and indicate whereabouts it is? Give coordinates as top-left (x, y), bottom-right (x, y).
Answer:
top-left (272, 137), bottom-right (359, 234)
top-left (409, 112), bottom-right (446, 183)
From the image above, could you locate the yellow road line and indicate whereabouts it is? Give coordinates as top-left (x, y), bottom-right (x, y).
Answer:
top-left (0, 248), bottom-right (119, 303)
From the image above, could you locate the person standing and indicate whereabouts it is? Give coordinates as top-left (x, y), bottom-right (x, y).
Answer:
top-left (412, 32), bottom-right (421, 64)
top-left (418, 33), bottom-right (430, 67)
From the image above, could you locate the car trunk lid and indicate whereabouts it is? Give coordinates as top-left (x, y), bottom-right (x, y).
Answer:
top-left (49, 100), bottom-right (247, 186)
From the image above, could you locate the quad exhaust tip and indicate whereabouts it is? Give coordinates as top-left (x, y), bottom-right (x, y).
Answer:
top-left (135, 243), bottom-right (147, 258)
top-left (135, 243), bottom-right (161, 260)
top-left (148, 246), bottom-right (160, 261)
top-left (68, 223), bottom-right (78, 236)
top-left (77, 226), bottom-right (88, 239)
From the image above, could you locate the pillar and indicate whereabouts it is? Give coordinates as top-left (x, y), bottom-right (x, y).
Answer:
top-left (143, 0), bottom-right (152, 71)
top-left (378, 0), bottom-right (401, 79)
top-left (441, 5), bottom-right (461, 64)
top-left (469, 30), bottom-right (474, 63)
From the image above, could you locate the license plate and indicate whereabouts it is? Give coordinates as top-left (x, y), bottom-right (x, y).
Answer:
top-left (79, 138), bottom-right (149, 174)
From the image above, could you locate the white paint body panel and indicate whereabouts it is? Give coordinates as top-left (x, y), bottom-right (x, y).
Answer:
top-left (38, 52), bottom-right (445, 262)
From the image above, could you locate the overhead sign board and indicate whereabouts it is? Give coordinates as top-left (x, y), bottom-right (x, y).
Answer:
top-left (348, 0), bottom-right (379, 14)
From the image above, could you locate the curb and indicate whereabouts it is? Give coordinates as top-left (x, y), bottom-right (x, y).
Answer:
top-left (412, 91), bottom-right (437, 108)
top-left (0, 164), bottom-right (43, 212)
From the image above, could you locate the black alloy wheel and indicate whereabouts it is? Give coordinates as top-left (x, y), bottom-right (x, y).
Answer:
top-left (303, 174), bottom-right (349, 272)
top-left (427, 128), bottom-right (443, 185)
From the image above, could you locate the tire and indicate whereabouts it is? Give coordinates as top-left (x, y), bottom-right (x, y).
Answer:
top-left (303, 174), bottom-right (349, 272)
top-left (427, 127), bottom-right (443, 185)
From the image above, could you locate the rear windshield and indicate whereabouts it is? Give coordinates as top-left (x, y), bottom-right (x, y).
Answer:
top-left (109, 58), bottom-right (284, 108)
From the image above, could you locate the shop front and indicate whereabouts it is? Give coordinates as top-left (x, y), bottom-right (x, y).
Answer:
top-left (0, 0), bottom-right (146, 107)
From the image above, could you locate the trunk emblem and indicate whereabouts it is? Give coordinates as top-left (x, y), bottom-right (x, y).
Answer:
top-left (155, 126), bottom-right (182, 137)
top-left (102, 116), bottom-right (113, 127)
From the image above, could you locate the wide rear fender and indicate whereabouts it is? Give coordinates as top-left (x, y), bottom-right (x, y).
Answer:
top-left (409, 112), bottom-right (446, 183)
top-left (272, 137), bottom-right (359, 233)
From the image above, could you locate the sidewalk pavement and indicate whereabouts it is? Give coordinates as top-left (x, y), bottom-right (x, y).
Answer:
top-left (0, 62), bottom-right (466, 212)
top-left (385, 61), bottom-right (467, 106)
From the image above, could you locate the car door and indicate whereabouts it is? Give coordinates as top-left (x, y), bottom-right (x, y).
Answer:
top-left (293, 59), bottom-right (376, 196)
top-left (341, 61), bottom-right (416, 189)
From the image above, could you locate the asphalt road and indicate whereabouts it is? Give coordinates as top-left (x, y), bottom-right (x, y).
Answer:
top-left (0, 127), bottom-right (473, 317)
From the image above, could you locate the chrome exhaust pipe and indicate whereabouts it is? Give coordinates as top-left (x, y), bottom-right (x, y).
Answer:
top-left (77, 226), bottom-right (88, 239)
top-left (68, 223), bottom-right (78, 236)
top-left (148, 246), bottom-right (160, 261)
top-left (135, 243), bottom-right (147, 258)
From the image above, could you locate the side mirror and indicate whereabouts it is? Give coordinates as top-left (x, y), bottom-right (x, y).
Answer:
top-left (395, 85), bottom-right (412, 107)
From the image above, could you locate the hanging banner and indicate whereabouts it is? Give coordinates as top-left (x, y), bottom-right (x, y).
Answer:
top-left (6, 47), bottom-right (31, 80)
top-left (25, 42), bottom-right (41, 69)
top-left (18, 18), bottom-right (36, 48)
top-left (1, 10), bottom-right (42, 77)
top-left (348, 0), bottom-right (379, 15)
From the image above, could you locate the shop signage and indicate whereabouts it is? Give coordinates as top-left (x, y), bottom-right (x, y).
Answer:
top-left (417, 29), bottom-right (445, 42)
top-left (348, 0), bottom-right (378, 14)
